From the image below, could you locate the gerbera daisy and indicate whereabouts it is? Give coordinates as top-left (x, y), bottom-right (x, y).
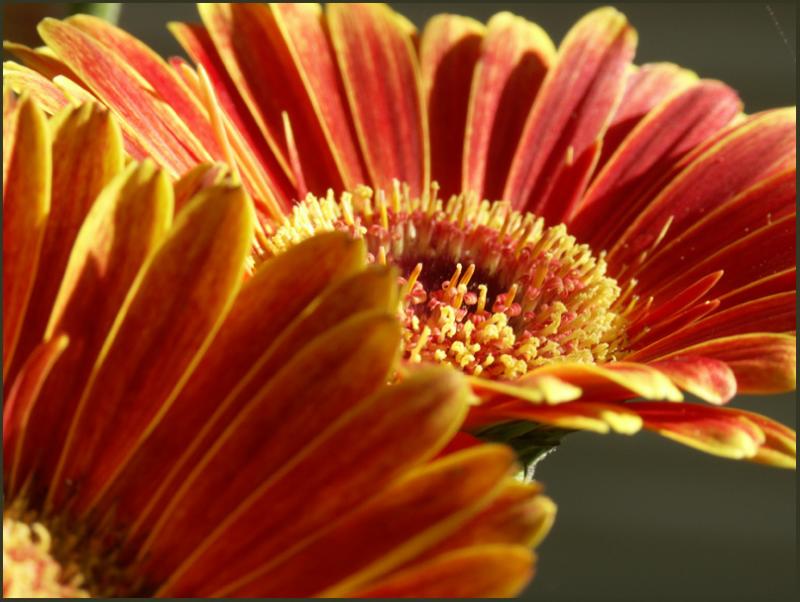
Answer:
top-left (2, 94), bottom-right (556, 597)
top-left (4, 4), bottom-right (795, 469)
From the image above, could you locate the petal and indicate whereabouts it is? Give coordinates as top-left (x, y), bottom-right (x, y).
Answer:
top-left (3, 336), bottom-right (68, 496)
top-left (503, 7), bottom-right (636, 222)
top-left (168, 20), bottom-right (296, 209)
top-left (328, 3), bottom-right (428, 196)
top-left (47, 183), bottom-right (253, 513)
top-left (633, 168), bottom-right (796, 295)
top-left (7, 103), bottom-right (123, 390)
top-left (208, 444), bottom-right (517, 597)
top-left (38, 18), bottom-right (208, 176)
top-left (15, 161), bottom-right (173, 500)
top-left (735, 410), bottom-right (796, 469)
top-left (462, 12), bottom-right (554, 200)
top-left (3, 61), bottom-right (71, 115)
top-left (172, 162), bottom-right (229, 214)
top-left (148, 366), bottom-right (470, 596)
top-left (717, 268), bottom-right (795, 312)
top-left (596, 62), bottom-right (698, 168)
top-left (64, 14), bottom-right (224, 160)
top-left (571, 80), bottom-right (741, 243)
top-left (271, 3), bottom-right (369, 189)
top-left (3, 96), bottom-right (51, 381)
top-left (351, 545), bottom-right (534, 598)
top-left (644, 333), bottom-right (796, 394)
top-left (608, 108), bottom-right (796, 268)
top-left (3, 41), bottom-right (80, 81)
top-left (647, 356), bottom-right (737, 405)
top-left (420, 13), bottom-right (484, 198)
top-left (630, 402), bottom-right (789, 464)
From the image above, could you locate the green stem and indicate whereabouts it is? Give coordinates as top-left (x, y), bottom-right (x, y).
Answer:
top-left (68, 3), bottom-right (122, 25)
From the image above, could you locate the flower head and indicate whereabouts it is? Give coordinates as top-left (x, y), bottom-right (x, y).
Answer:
top-left (5, 4), bottom-right (795, 468)
top-left (2, 95), bottom-right (555, 597)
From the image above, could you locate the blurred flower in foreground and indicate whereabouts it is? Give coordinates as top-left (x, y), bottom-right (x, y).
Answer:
top-left (2, 95), bottom-right (555, 597)
top-left (4, 4), bottom-right (795, 468)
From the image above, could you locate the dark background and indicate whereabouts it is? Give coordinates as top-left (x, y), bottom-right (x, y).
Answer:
top-left (4, 3), bottom-right (796, 600)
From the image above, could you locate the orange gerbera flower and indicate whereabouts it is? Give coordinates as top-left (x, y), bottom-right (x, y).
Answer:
top-left (5, 4), bottom-right (795, 469)
top-left (2, 95), bottom-right (555, 597)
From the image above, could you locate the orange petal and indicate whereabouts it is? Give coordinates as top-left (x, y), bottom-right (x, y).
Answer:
top-left (38, 18), bottom-right (207, 176)
top-left (3, 41), bottom-right (81, 81)
top-left (15, 161), bottom-right (173, 500)
top-left (609, 108), bottom-right (796, 268)
top-left (207, 444), bottom-right (517, 597)
top-left (133, 311), bottom-right (402, 580)
top-left (154, 366), bottom-right (471, 597)
top-left (504, 7), bottom-right (636, 222)
top-left (645, 333), bottom-right (796, 395)
top-left (8, 103), bottom-right (123, 391)
top-left (648, 356), bottom-right (737, 405)
top-left (717, 268), bottom-right (795, 312)
top-left (3, 96), bottom-right (51, 381)
top-left (462, 12), bottom-right (554, 200)
top-left (3, 336), bottom-right (68, 497)
top-left (571, 80), bottom-right (740, 241)
top-left (328, 3), bottom-right (428, 196)
top-left (172, 162), bottom-right (229, 214)
top-left (420, 13), bottom-right (484, 198)
top-left (47, 183), bottom-right (253, 513)
top-left (418, 479), bottom-right (556, 554)
top-left (735, 409), bottom-right (796, 468)
top-left (351, 544), bottom-right (534, 598)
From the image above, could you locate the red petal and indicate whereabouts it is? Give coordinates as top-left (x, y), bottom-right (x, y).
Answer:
top-left (571, 80), bottom-right (740, 243)
top-left (328, 3), bottom-right (428, 197)
top-left (462, 12), bottom-right (554, 201)
top-left (503, 7), bottom-right (636, 222)
top-left (420, 14), bottom-right (484, 198)
top-left (608, 108), bottom-right (796, 268)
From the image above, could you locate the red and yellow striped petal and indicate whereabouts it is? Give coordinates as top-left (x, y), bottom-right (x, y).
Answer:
top-left (420, 13), bottom-right (484, 198)
top-left (328, 3), bottom-right (428, 196)
top-left (461, 12), bottom-right (554, 200)
top-left (647, 356), bottom-right (737, 405)
top-left (504, 7), bottom-right (636, 221)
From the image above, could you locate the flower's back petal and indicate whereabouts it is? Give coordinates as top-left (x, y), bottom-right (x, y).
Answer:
top-left (595, 62), bottom-right (698, 169)
top-left (647, 356), bottom-right (737, 405)
top-left (328, 3), bottom-right (428, 197)
top-left (350, 545), bottom-right (534, 598)
top-left (3, 63), bottom-right (71, 115)
top-left (38, 18), bottom-right (207, 176)
top-left (8, 104), bottom-right (121, 386)
top-left (717, 268), bottom-right (795, 312)
top-left (15, 161), bottom-right (172, 502)
top-left (462, 12), bottom-right (554, 201)
top-left (46, 184), bottom-right (253, 513)
top-left (169, 21), bottom-right (296, 209)
top-left (420, 14), bottom-right (484, 198)
top-left (146, 364), bottom-right (469, 596)
top-left (64, 14), bottom-right (224, 160)
top-left (608, 108), bottom-right (796, 268)
top-left (571, 80), bottom-right (740, 243)
top-left (633, 168), bottom-right (796, 295)
top-left (503, 7), bottom-right (636, 222)
top-left (3, 97), bottom-right (51, 382)
top-left (205, 444), bottom-right (516, 597)
top-left (271, 3), bottom-right (369, 190)
top-left (3, 41), bottom-right (80, 82)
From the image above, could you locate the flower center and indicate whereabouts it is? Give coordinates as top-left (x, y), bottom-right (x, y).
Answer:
top-left (263, 183), bottom-right (630, 380)
top-left (3, 516), bottom-right (89, 598)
